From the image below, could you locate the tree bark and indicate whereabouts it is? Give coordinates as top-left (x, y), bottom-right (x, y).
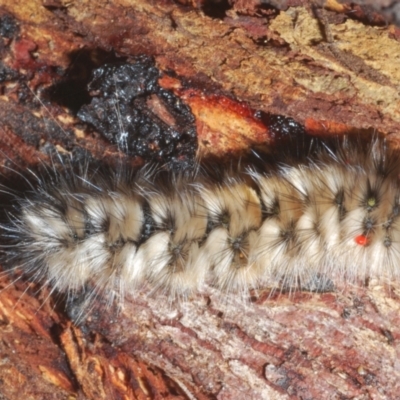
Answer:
top-left (1, 0), bottom-right (400, 399)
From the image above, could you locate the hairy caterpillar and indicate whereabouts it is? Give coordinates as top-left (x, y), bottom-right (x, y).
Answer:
top-left (1, 136), bottom-right (400, 309)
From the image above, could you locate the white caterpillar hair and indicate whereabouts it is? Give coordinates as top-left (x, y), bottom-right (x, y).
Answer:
top-left (1, 137), bottom-right (400, 309)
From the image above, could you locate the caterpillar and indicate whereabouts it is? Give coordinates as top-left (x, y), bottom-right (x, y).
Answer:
top-left (1, 135), bottom-right (400, 309)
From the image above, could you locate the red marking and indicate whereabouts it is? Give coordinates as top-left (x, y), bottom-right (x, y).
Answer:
top-left (355, 235), bottom-right (368, 246)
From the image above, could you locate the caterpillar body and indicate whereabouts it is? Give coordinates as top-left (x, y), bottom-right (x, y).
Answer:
top-left (2, 137), bottom-right (400, 306)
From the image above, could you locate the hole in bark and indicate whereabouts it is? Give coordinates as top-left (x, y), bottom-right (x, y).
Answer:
top-left (201, 0), bottom-right (231, 19)
top-left (44, 48), bottom-right (126, 113)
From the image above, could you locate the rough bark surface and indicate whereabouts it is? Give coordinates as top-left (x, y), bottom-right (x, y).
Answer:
top-left (1, 0), bottom-right (400, 399)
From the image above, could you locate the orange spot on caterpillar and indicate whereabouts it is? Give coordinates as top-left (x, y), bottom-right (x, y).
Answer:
top-left (355, 235), bottom-right (368, 246)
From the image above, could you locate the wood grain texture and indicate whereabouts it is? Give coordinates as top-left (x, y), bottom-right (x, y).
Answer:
top-left (1, 0), bottom-right (400, 398)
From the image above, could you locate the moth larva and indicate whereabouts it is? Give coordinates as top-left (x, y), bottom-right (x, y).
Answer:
top-left (1, 137), bottom-right (400, 307)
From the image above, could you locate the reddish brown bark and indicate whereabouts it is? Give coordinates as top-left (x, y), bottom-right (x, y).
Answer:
top-left (1, 0), bottom-right (400, 398)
